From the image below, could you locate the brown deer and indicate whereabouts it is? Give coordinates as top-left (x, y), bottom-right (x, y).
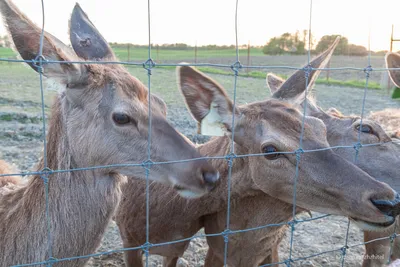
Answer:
top-left (359, 52), bottom-right (400, 267)
top-left (115, 40), bottom-right (400, 267)
top-left (0, 1), bottom-right (219, 266)
top-left (264, 52), bottom-right (400, 267)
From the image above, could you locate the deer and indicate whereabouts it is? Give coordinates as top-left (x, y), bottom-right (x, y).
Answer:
top-left (324, 108), bottom-right (400, 140)
top-left (263, 52), bottom-right (400, 267)
top-left (358, 52), bottom-right (400, 267)
top-left (0, 1), bottom-right (219, 266)
top-left (115, 38), bottom-right (400, 267)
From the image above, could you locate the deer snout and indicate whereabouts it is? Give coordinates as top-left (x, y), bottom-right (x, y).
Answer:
top-left (202, 170), bottom-right (220, 191)
top-left (371, 192), bottom-right (400, 218)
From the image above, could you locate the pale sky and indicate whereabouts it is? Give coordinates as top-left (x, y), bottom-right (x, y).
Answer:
top-left (1, 0), bottom-right (400, 51)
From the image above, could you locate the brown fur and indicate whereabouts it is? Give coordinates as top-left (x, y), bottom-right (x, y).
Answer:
top-left (0, 96), bottom-right (125, 266)
top-left (264, 52), bottom-right (400, 267)
top-left (0, 1), bottom-right (218, 266)
top-left (367, 109), bottom-right (400, 139)
top-left (359, 53), bottom-right (400, 267)
top-left (116, 63), bottom-right (400, 267)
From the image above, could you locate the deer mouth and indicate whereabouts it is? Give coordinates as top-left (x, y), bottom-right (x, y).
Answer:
top-left (169, 175), bottom-right (206, 199)
top-left (350, 216), bottom-right (396, 231)
top-left (173, 184), bottom-right (205, 199)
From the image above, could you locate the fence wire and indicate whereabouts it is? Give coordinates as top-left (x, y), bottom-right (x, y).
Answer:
top-left (0, 0), bottom-right (399, 266)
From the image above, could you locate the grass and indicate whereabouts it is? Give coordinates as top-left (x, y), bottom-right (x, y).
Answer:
top-left (0, 55), bottom-right (381, 119)
top-left (0, 46), bottom-right (264, 61)
top-left (0, 47), bottom-right (16, 58)
top-left (130, 65), bottom-right (382, 90)
top-left (0, 56), bottom-right (398, 133)
top-left (111, 46), bottom-right (264, 61)
top-left (0, 114), bottom-right (12, 121)
top-left (199, 68), bottom-right (381, 89)
top-left (0, 47), bottom-right (383, 90)
top-left (392, 87), bottom-right (400, 99)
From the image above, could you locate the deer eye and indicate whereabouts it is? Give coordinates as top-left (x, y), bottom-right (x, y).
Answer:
top-left (262, 145), bottom-right (282, 160)
top-left (356, 124), bottom-right (373, 134)
top-left (112, 113), bottom-right (131, 125)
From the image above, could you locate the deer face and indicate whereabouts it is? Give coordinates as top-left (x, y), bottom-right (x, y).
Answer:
top-left (265, 48), bottom-right (400, 199)
top-left (0, 1), bottom-right (219, 198)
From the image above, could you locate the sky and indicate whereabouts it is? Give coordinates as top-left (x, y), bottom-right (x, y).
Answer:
top-left (0, 0), bottom-right (400, 52)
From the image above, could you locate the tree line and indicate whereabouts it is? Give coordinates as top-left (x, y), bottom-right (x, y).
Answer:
top-left (108, 43), bottom-right (254, 50)
top-left (0, 34), bottom-right (393, 56)
top-left (262, 32), bottom-right (380, 57)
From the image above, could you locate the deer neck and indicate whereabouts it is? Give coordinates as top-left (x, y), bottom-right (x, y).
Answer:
top-left (0, 94), bottom-right (123, 266)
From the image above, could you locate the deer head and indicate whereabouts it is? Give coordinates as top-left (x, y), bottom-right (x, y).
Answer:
top-left (178, 64), bottom-right (400, 231)
top-left (266, 41), bottom-right (400, 194)
top-left (0, 0), bottom-right (219, 198)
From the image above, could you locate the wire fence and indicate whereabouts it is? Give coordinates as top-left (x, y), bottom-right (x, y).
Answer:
top-left (0, 0), bottom-right (400, 266)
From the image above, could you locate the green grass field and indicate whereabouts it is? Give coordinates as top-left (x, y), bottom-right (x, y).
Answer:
top-left (0, 47), bottom-right (16, 58)
top-left (0, 46), bottom-right (263, 61)
top-left (0, 46), bottom-right (384, 90)
top-left (111, 46), bottom-right (264, 61)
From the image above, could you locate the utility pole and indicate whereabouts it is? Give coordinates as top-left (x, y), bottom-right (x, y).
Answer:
top-left (194, 41), bottom-right (198, 64)
top-left (127, 43), bottom-right (130, 62)
top-left (390, 24), bottom-right (394, 52)
top-left (246, 40), bottom-right (250, 74)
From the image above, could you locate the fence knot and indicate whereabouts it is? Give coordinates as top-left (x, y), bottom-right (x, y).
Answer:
top-left (141, 159), bottom-right (154, 171)
top-left (294, 148), bottom-right (304, 161)
top-left (302, 64), bottom-right (313, 78)
top-left (222, 229), bottom-right (232, 243)
top-left (40, 167), bottom-right (54, 184)
top-left (231, 61), bottom-right (242, 75)
top-left (390, 233), bottom-right (398, 242)
top-left (363, 65), bottom-right (373, 78)
top-left (225, 152), bottom-right (237, 167)
top-left (143, 58), bottom-right (156, 74)
top-left (287, 219), bottom-right (298, 230)
top-left (340, 245), bottom-right (349, 256)
top-left (32, 55), bottom-right (48, 72)
top-left (284, 258), bottom-right (294, 267)
top-left (141, 242), bottom-right (153, 255)
top-left (45, 257), bottom-right (58, 266)
top-left (353, 142), bottom-right (362, 152)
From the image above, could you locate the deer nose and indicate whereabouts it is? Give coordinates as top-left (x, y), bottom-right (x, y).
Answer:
top-left (203, 171), bottom-right (220, 191)
top-left (371, 193), bottom-right (400, 217)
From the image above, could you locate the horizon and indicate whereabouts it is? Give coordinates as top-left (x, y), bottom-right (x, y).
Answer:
top-left (0, 0), bottom-right (400, 52)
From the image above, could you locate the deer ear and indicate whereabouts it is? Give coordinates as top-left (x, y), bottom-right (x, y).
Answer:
top-left (69, 3), bottom-right (116, 61)
top-left (266, 73), bottom-right (285, 94)
top-left (0, 0), bottom-right (84, 82)
top-left (177, 64), bottom-right (240, 136)
top-left (272, 36), bottom-right (340, 104)
top-left (326, 107), bottom-right (344, 118)
top-left (386, 52), bottom-right (400, 88)
top-left (150, 93), bottom-right (168, 117)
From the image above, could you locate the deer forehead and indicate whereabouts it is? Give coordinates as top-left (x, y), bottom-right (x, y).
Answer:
top-left (236, 111), bottom-right (322, 148)
top-left (241, 101), bottom-right (307, 132)
top-left (86, 65), bottom-right (148, 102)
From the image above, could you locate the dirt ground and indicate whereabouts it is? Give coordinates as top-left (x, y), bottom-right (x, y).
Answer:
top-left (1, 67), bottom-right (399, 266)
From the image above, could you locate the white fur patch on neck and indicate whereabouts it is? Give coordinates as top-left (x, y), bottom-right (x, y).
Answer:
top-left (45, 78), bottom-right (65, 93)
top-left (200, 102), bottom-right (225, 136)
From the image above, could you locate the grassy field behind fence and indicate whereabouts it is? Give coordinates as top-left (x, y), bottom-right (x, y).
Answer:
top-left (0, 46), bottom-right (389, 90)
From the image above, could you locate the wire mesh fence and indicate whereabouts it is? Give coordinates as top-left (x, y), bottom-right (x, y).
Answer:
top-left (0, 0), bottom-right (400, 266)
